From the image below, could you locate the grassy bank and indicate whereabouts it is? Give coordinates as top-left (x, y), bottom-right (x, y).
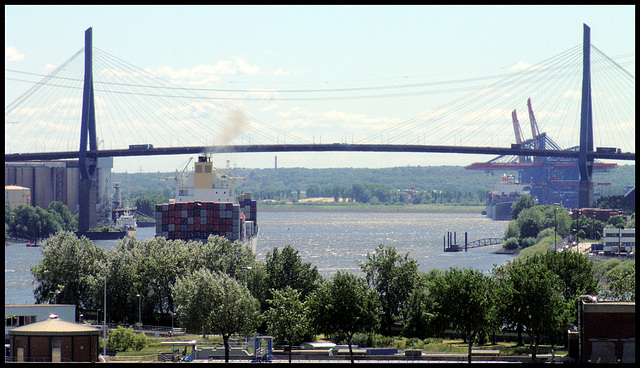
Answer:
top-left (259, 202), bottom-right (485, 214)
top-left (112, 333), bottom-right (566, 359)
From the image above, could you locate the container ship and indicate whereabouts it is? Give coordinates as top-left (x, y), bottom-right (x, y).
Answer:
top-left (154, 154), bottom-right (258, 253)
top-left (485, 174), bottom-right (531, 221)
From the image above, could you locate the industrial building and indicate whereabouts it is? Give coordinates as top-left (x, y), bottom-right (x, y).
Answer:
top-left (4, 185), bottom-right (31, 207)
top-left (601, 227), bottom-right (635, 255)
top-left (4, 158), bottom-right (113, 227)
top-left (466, 98), bottom-right (617, 211)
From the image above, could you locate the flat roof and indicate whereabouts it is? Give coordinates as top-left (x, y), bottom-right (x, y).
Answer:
top-left (583, 302), bottom-right (635, 313)
top-left (161, 340), bottom-right (198, 347)
top-left (5, 304), bottom-right (75, 307)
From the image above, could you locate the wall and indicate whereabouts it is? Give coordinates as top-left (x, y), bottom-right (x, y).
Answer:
top-left (582, 302), bottom-right (635, 363)
top-left (5, 304), bottom-right (76, 336)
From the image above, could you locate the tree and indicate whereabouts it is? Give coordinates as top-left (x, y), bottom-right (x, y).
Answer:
top-left (134, 194), bottom-right (168, 217)
top-left (359, 243), bottom-right (418, 335)
top-left (103, 237), bottom-right (145, 325)
top-left (192, 235), bottom-right (255, 281)
top-left (607, 215), bottom-right (627, 229)
top-left (264, 286), bottom-right (311, 363)
top-left (307, 271), bottom-right (380, 364)
top-left (601, 261), bottom-right (635, 301)
top-left (537, 250), bottom-right (597, 303)
top-left (496, 259), bottom-right (565, 362)
top-left (35, 206), bottom-right (61, 240)
top-left (401, 269), bottom-right (440, 339)
top-left (511, 195), bottom-right (535, 219)
top-left (261, 245), bottom-right (321, 311)
top-left (10, 204), bottom-right (40, 240)
top-left (48, 201), bottom-right (77, 231)
top-left (429, 268), bottom-right (494, 363)
top-left (503, 220), bottom-right (520, 240)
top-left (31, 231), bottom-right (106, 313)
top-left (173, 268), bottom-right (260, 363)
top-left (516, 206), bottom-right (545, 239)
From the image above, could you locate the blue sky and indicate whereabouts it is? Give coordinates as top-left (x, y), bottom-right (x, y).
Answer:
top-left (5, 5), bottom-right (635, 172)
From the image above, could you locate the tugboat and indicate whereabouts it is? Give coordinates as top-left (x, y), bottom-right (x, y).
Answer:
top-left (113, 183), bottom-right (137, 237)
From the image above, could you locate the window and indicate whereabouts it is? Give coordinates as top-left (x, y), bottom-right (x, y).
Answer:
top-left (5, 316), bottom-right (18, 327)
top-left (5, 315), bottom-right (36, 327)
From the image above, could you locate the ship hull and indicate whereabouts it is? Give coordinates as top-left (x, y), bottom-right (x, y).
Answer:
top-left (488, 201), bottom-right (514, 221)
top-left (154, 198), bottom-right (258, 253)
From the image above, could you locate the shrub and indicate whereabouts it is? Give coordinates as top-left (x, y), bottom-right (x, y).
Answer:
top-left (107, 326), bottom-right (147, 352)
top-left (504, 237), bottom-right (520, 250)
top-left (519, 237), bottom-right (537, 249)
top-left (537, 228), bottom-right (555, 241)
top-left (132, 331), bottom-right (148, 351)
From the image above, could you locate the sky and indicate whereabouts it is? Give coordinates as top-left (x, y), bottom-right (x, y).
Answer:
top-left (4, 5), bottom-right (635, 173)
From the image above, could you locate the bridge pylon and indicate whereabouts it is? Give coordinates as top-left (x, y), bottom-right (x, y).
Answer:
top-left (78, 27), bottom-right (99, 231)
top-left (578, 23), bottom-right (594, 209)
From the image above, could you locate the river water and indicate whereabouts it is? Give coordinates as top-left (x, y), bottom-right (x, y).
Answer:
top-left (5, 210), bottom-right (511, 305)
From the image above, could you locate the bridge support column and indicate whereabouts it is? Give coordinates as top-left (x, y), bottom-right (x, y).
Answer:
top-left (78, 27), bottom-right (99, 232)
top-left (578, 23), bottom-right (594, 209)
top-left (79, 178), bottom-right (98, 231)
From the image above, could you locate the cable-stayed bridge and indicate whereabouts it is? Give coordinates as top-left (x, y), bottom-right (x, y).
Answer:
top-left (4, 26), bottom-right (634, 230)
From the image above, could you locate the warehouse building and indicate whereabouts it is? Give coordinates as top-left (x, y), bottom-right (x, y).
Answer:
top-left (4, 158), bottom-right (113, 226)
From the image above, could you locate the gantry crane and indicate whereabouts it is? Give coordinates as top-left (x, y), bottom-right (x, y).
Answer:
top-left (465, 98), bottom-right (616, 208)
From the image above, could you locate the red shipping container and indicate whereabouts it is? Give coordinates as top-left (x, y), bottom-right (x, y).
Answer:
top-left (187, 202), bottom-right (194, 210)
top-left (169, 203), bottom-right (175, 211)
top-left (194, 216), bottom-right (200, 224)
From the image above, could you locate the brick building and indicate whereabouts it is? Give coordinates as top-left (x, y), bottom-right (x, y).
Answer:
top-left (576, 296), bottom-right (635, 363)
top-left (8, 314), bottom-right (100, 362)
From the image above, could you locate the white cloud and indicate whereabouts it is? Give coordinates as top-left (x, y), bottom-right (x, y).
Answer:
top-left (509, 61), bottom-right (546, 71)
top-left (149, 57), bottom-right (261, 85)
top-left (261, 104), bottom-right (278, 112)
top-left (5, 46), bottom-right (25, 61)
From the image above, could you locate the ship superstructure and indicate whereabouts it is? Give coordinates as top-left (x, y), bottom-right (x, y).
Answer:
top-left (485, 174), bottom-right (531, 221)
top-left (155, 154), bottom-right (258, 253)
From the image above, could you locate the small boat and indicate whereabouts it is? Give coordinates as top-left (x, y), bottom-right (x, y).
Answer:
top-left (112, 183), bottom-right (137, 237)
top-left (26, 241), bottom-right (37, 247)
top-left (115, 209), bottom-right (137, 237)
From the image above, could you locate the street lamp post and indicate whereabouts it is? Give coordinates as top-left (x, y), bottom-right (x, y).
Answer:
top-left (241, 266), bottom-right (252, 285)
top-left (137, 294), bottom-right (142, 329)
top-left (103, 268), bottom-right (107, 357)
top-left (554, 205), bottom-right (558, 251)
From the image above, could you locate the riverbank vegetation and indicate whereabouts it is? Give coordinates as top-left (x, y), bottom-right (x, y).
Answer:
top-left (31, 226), bottom-right (633, 363)
top-left (113, 164), bottom-right (635, 205)
top-left (5, 202), bottom-right (77, 242)
top-left (500, 195), bottom-right (635, 254)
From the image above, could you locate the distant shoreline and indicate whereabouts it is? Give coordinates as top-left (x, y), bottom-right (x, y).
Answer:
top-left (258, 203), bottom-right (486, 214)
